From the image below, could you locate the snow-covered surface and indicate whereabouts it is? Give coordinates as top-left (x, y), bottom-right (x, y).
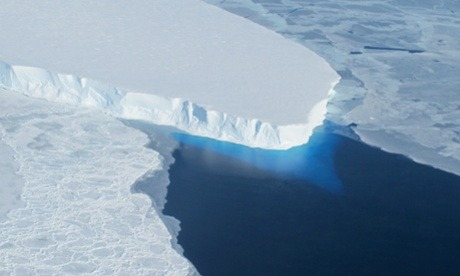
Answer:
top-left (204, 0), bottom-right (460, 176)
top-left (0, 89), bottom-right (197, 275)
top-left (0, 141), bottom-right (24, 221)
top-left (0, 0), bottom-right (339, 148)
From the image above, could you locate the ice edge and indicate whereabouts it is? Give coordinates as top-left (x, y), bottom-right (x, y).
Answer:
top-left (0, 60), bottom-right (339, 149)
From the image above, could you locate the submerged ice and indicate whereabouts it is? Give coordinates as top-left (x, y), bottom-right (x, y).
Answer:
top-left (172, 130), bottom-right (343, 192)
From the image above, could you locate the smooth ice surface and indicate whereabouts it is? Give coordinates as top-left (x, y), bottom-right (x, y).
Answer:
top-left (203, 0), bottom-right (460, 175)
top-left (0, 0), bottom-right (338, 134)
top-left (0, 89), bottom-right (197, 275)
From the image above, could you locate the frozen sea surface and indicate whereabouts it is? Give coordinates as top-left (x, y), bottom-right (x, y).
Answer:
top-left (0, 89), bottom-right (197, 275)
top-left (203, 0), bottom-right (460, 175)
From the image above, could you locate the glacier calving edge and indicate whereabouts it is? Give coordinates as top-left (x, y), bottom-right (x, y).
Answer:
top-left (0, 61), bottom-right (338, 149)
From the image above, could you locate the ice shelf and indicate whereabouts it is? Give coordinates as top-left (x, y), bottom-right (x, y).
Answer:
top-left (0, 0), bottom-right (339, 149)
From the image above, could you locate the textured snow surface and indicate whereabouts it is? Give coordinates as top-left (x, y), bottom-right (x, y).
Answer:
top-left (204, 0), bottom-right (460, 175)
top-left (0, 89), bottom-right (197, 275)
top-left (0, 141), bottom-right (24, 221)
top-left (0, 0), bottom-right (339, 134)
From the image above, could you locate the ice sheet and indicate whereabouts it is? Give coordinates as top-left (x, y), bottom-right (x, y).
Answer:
top-left (0, 89), bottom-right (197, 275)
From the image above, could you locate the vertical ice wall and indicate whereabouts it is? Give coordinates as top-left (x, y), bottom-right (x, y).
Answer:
top-left (0, 60), bottom-right (337, 149)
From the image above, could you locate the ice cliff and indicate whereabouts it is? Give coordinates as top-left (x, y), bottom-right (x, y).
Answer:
top-left (0, 61), bottom-right (337, 149)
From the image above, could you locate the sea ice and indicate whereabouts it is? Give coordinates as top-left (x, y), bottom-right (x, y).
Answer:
top-left (0, 141), bottom-right (24, 221)
top-left (0, 89), bottom-right (197, 275)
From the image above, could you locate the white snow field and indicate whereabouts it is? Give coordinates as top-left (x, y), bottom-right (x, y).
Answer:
top-left (203, 0), bottom-right (460, 176)
top-left (0, 89), bottom-right (197, 275)
top-left (0, 0), bottom-right (339, 149)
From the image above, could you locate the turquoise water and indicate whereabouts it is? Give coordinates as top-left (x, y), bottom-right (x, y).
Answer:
top-left (171, 130), bottom-right (342, 193)
top-left (162, 130), bottom-right (460, 275)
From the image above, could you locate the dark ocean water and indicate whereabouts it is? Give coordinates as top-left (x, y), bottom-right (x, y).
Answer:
top-left (162, 130), bottom-right (460, 276)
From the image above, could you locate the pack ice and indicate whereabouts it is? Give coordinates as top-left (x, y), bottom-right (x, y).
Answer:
top-left (0, 89), bottom-right (198, 275)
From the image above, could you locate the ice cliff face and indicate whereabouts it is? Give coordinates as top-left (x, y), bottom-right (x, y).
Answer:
top-left (0, 61), bottom-right (336, 149)
top-left (0, 0), bottom-right (340, 148)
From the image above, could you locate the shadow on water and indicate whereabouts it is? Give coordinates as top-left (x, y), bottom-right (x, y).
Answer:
top-left (171, 130), bottom-right (343, 193)
top-left (163, 126), bottom-right (460, 276)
